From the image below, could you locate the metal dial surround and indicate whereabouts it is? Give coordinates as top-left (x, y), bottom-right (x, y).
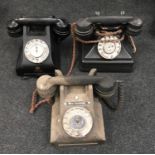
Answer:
top-left (97, 36), bottom-right (121, 59)
top-left (62, 107), bottom-right (93, 138)
top-left (24, 39), bottom-right (49, 63)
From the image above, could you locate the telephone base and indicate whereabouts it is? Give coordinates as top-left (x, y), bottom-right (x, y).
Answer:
top-left (50, 84), bottom-right (105, 146)
top-left (16, 67), bottom-right (55, 77)
top-left (79, 43), bottom-right (134, 72)
top-left (16, 26), bottom-right (59, 77)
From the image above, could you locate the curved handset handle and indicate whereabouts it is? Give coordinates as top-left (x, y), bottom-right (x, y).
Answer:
top-left (75, 16), bottom-right (143, 37)
top-left (82, 16), bottom-right (142, 26)
top-left (7, 17), bottom-right (70, 38)
top-left (36, 74), bottom-right (104, 98)
top-left (13, 17), bottom-right (61, 25)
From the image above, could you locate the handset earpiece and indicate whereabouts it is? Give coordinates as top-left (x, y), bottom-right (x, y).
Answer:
top-left (126, 17), bottom-right (143, 36)
top-left (125, 27), bottom-right (142, 36)
top-left (94, 76), bottom-right (116, 98)
top-left (128, 17), bottom-right (143, 29)
top-left (94, 77), bottom-right (124, 110)
top-left (75, 18), bottom-right (94, 39)
top-left (7, 20), bottom-right (23, 37)
top-left (53, 18), bottom-right (70, 41)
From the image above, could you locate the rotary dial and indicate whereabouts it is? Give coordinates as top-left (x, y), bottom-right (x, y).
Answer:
top-left (24, 39), bottom-right (49, 63)
top-left (97, 36), bottom-right (121, 59)
top-left (62, 107), bottom-right (93, 138)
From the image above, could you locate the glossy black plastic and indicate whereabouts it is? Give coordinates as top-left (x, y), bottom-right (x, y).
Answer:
top-left (7, 17), bottom-right (70, 76)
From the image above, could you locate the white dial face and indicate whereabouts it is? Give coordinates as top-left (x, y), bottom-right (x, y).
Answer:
top-left (24, 39), bottom-right (49, 63)
top-left (62, 107), bottom-right (93, 138)
top-left (97, 36), bottom-right (121, 59)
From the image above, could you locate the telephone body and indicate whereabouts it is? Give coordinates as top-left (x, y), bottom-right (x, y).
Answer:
top-left (36, 69), bottom-right (123, 146)
top-left (7, 17), bottom-right (70, 76)
top-left (74, 16), bottom-right (143, 72)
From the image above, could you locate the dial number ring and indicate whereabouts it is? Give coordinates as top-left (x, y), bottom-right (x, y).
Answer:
top-left (24, 39), bottom-right (49, 63)
top-left (97, 36), bottom-right (121, 59)
top-left (62, 107), bottom-right (93, 138)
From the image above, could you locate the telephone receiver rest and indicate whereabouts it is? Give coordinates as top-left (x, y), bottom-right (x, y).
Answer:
top-left (75, 16), bottom-right (143, 37)
top-left (7, 17), bottom-right (70, 38)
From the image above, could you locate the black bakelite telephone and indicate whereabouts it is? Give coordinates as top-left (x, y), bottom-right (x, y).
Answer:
top-left (7, 17), bottom-right (70, 76)
top-left (73, 16), bottom-right (143, 72)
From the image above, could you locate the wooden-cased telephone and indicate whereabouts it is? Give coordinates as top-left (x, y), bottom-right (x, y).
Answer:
top-left (7, 17), bottom-right (70, 76)
top-left (73, 16), bottom-right (143, 72)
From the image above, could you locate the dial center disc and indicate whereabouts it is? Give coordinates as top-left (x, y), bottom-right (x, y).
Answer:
top-left (70, 115), bottom-right (86, 129)
top-left (103, 42), bottom-right (116, 54)
top-left (31, 45), bottom-right (44, 57)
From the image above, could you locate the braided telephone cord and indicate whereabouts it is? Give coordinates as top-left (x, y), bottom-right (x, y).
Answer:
top-left (29, 89), bottom-right (52, 113)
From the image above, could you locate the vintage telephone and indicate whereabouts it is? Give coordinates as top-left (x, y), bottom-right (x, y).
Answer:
top-left (7, 17), bottom-right (70, 76)
top-left (34, 69), bottom-right (123, 146)
top-left (73, 16), bottom-right (143, 72)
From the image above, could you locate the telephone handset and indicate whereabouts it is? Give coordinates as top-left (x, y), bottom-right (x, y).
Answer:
top-left (33, 69), bottom-right (123, 145)
top-left (7, 17), bottom-right (70, 76)
top-left (73, 16), bottom-right (143, 72)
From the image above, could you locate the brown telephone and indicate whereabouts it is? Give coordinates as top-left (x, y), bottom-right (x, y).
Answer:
top-left (30, 69), bottom-right (123, 146)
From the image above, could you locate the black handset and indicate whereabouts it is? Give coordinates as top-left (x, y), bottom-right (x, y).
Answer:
top-left (74, 16), bottom-right (143, 72)
top-left (75, 16), bottom-right (142, 38)
top-left (7, 17), bottom-right (70, 76)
